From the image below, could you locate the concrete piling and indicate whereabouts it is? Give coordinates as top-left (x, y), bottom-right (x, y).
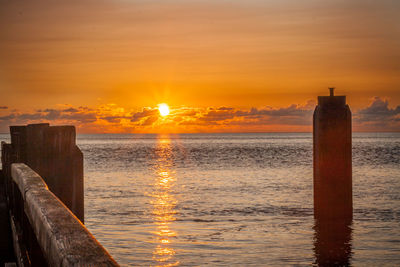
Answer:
top-left (313, 88), bottom-right (352, 221)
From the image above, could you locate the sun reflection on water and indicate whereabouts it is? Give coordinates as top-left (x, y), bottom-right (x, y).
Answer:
top-left (151, 136), bottom-right (179, 266)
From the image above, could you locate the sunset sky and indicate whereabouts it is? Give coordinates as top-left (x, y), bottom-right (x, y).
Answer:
top-left (0, 0), bottom-right (399, 133)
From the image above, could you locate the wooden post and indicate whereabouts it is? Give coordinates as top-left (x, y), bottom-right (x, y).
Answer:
top-left (314, 220), bottom-right (352, 265)
top-left (313, 88), bottom-right (353, 265)
top-left (313, 88), bottom-right (352, 221)
top-left (10, 126), bottom-right (27, 163)
top-left (44, 126), bottom-right (84, 222)
top-left (8, 123), bottom-right (84, 223)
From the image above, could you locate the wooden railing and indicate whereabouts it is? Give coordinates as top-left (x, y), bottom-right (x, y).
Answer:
top-left (1, 123), bottom-right (119, 266)
top-left (8, 163), bottom-right (118, 266)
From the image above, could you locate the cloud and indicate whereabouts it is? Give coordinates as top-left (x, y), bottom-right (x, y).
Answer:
top-left (217, 107), bottom-right (234, 111)
top-left (354, 97), bottom-right (400, 131)
top-left (100, 116), bottom-right (126, 123)
top-left (18, 113), bottom-right (44, 120)
top-left (0, 106), bottom-right (98, 132)
top-left (241, 104), bottom-right (312, 118)
top-left (0, 114), bottom-right (15, 120)
top-left (357, 97), bottom-right (400, 121)
top-left (63, 107), bottom-right (79, 112)
top-left (130, 108), bottom-right (158, 123)
top-left (195, 103), bottom-right (314, 127)
top-left (141, 116), bottom-right (158, 126)
top-left (61, 112), bottom-right (97, 123)
top-left (0, 98), bottom-right (399, 133)
top-left (44, 109), bottom-right (61, 120)
top-left (198, 109), bottom-right (236, 122)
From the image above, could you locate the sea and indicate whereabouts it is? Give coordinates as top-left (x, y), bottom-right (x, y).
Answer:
top-left (2, 132), bottom-right (400, 266)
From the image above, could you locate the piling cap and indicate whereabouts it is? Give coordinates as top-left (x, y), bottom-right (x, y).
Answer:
top-left (329, 87), bottom-right (335, 96)
top-left (318, 88), bottom-right (346, 107)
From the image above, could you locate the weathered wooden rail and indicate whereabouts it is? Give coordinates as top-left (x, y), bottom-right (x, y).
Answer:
top-left (9, 163), bottom-right (118, 266)
top-left (1, 123), bottom-right (119, 266)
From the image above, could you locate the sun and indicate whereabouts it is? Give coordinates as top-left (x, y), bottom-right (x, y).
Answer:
top-left (158, 103), bottom-right (170, 117)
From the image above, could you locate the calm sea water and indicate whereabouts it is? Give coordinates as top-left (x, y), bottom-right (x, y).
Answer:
top-left (1, 132), bottom-right (399, 266)
top-left (74, 133), bottom-right (400, 266)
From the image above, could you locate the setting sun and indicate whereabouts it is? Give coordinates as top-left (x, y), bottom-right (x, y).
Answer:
top-left (158, 103), bottom-right (170, 117)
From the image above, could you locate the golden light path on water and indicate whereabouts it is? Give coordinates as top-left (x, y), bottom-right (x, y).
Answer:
top-left (151, 135), bottom-right (179, 266)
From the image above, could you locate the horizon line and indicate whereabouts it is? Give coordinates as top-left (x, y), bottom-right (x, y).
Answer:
top-left (1, 130), bottom-right (399, 135)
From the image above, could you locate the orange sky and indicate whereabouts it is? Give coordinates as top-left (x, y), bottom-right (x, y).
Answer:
top-left (0, 0), bottom-right (399, 133)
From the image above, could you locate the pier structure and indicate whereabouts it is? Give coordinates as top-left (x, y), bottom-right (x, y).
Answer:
top-left (0, 123), bottom-right (118, 266)
top-left (313, 88), bottom-right (352, 221)
top-left (7, 123), bottom-right (84, 222)
top-left (313, 88), bottom-right (353, 265)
